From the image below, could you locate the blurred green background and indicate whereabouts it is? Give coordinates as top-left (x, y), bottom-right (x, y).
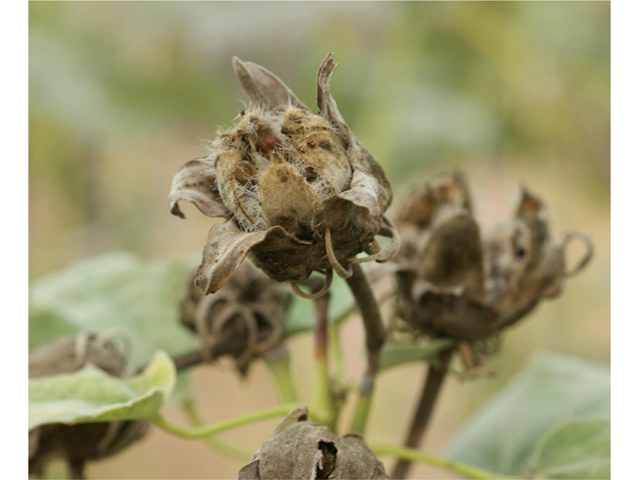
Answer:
top-left (29, 2), bottom-right (610, 479)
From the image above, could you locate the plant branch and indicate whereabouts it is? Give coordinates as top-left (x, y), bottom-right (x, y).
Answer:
top-left (345, 263), bottom-right (386, 434)
top-left (372, 444), bottom-right (505, 480)
top-left (171, 330), bottom-right (273, 371)
top-left (391, 348), bottom-right (454, 479)
top-left (153, 403), bottom-right (303, 439)
top-left (311, 293), bottom-right (335, 428)
top-left (181, 399), bottom-right (254, 461)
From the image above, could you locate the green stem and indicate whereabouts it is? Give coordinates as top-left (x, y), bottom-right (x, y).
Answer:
top-left (180, 400), bottom-right (254, 461)
top-left (371, 444), bottom-right (506, 480)
top-left (311, 294), bottom-right (336, 429)
top-left (345, 264), bottom-right (386, 435)
top-left (264, 346), bottom-right (299, 403)
top-left (153, 403), bottom-right (302, 439)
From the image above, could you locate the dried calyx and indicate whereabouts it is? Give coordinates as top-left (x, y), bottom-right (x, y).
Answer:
top-left (393, 172), bottom-right (593, 344)
top-left (29, 332), bottom-right (149, 479)
top-left (169, 53), bottom-right (398, 297)
top-left (237, 407), bottom-right (388, 480)
top-left (180, 261), bottom-right (290, 373)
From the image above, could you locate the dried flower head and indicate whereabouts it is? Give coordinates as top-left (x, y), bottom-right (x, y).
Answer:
top-left (29, 332), bottom-right (149, 478)
top-left (237, 408), bottom-right (388, 480)
top-left (180, 261), bottom-right (290, 373)
top-left (169, 54), bottom-right (398, 297)
top-left (393, 172), bottom-right (593, 343)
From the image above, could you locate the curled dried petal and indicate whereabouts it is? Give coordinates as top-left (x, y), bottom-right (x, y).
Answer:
top-left (169, 158), bottom-right (229, 219)
top-left (234, 56), bottom-right (308, 110)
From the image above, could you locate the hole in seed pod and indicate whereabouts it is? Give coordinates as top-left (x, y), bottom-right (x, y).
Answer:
top-left (319, 140), bottom-right (331, 151)
top-left (316, 441), bottom-right (337, 480)
top-left (515, 247), bottom-right (527, 259)
top-left (303, 166), bottom-right (318, 184)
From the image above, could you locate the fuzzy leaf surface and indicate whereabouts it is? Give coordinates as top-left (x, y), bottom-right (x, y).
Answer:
top-left (29, 351), bottom-right (175, 430)
top-left (447, 353), bottom-right (610, 477)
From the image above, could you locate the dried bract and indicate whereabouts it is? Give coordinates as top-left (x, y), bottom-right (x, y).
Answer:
top-left (393, 173), bottom-right (593, 342)
top-left (180, 261), bottom-right (290, 373)
top-left (29, 332), bottom-right (149, 479)
top-left (237, 408), bottom-right (388, 480)
top-left (169, 53), bottom-right (397, 296)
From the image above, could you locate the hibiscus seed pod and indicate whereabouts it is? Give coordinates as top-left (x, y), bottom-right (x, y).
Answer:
top-left (237, 407), bottom-right (388, 480)
top-left (29, 332), bottom-right (149, 479)
top-left (169, 53), bottom-right (399, 296)
top-left (180, 261), bottom-right (290, 374)
top-left (393, 173), bottom-right (593, 342)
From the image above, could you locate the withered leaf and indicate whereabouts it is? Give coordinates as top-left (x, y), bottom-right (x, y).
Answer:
top-left (169, 157), bottom-right (229, 219)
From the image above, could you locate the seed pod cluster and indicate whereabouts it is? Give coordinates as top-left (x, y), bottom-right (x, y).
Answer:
top-left (29, 333), bottom-right (149, 479)
top-left (393, 172), bottom-right (593, 342)
top-left (237, 408), bottom-right (388, 480)
top-left (180, 261), bottom-right (290, 373)
top-left (169, 53), bottom-right (398, 296)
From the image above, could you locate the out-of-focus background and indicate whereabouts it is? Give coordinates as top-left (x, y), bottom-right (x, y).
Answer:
top-left (29, 2), bottom-right (610, 479)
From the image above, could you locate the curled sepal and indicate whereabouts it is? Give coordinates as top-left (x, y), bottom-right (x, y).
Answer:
top-left (561, 231), bottom-right (594, 278)
top-left (316, 53), bottom-right (351, 149)
top-left (169, 158), bottom-right (229, 219)
top-left (314, 169), bottom-right (382, 240)
top-left (195, 222), bottom-right (272, 294)
top-left (417, 213), bottom-right (485, 301)
top-left (348, 216), bottom-right (400, 265)
top-left (233, 56), bottom-right (308, 110)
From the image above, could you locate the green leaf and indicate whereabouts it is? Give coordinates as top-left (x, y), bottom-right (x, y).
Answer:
top-left (29, 252), bottom-right (199, 368)
top-left (529, 417), bottom-right (610, 479)
top-left (285, 274), bottom-right (353, 337)
top-left (447, 352), bottom-right (610, 477)
top-left (378, 339), bottom-right (456, 372)
top-left (29, 351), bottom-right (176, 430)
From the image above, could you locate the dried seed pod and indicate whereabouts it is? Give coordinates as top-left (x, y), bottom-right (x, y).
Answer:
top-left (169, 53), bottom-right (398, 295)
top-left (29, 333), bottom-right (149, 479)
top-left (180, 261), bottom-right (290, 374)
top-left (393, 173), bottom-right (593, 343)
top-left (237, 408), bottom-right (388, 480)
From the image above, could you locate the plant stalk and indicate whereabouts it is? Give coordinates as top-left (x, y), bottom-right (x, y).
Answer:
top-left (264, 344), bottom-right (299, 403)
top-left (153, 403), bottom-right (303, 439)
top-left (181, 399), bottom-right (254, 460)
top-left (171, 330), bottom-right (272, 371)
top-left (345, 264), bottom-right (386, 434)
top-left (372, 444), bottom-right (505, 480)
top-left (390, 348), bottom-right (454, 479)
top-left (311, 293), bottom-right (335, 428)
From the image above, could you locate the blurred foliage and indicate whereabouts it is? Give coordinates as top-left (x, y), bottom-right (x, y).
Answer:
top-left (447, 353), bottom-right (610, 478)
top-left (29, 253), bottom-right (199, 368)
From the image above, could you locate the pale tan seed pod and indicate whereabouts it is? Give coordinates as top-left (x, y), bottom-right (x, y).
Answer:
top-left (28, 333), bottom-right (149, 479)
top-left (392, 173), bottom-right (593, 343)
top-left (169, 53), bottom-right (398, 297)
top-left (237, 408), bottom-right (388, 480)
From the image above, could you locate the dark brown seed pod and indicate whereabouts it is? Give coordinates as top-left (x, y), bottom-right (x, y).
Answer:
top-left (180, 261), bottom-right (290, 374)
top-left (168, 53), bottom-right (398, 295)
top-left (236, 408), bottom-right (388, 480)
top-left (28, 332), bottom-right (149, 479)
top-left (393, 172), bottom-right (593, 343)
